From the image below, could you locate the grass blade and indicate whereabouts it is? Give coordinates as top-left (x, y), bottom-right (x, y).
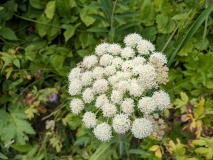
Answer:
top-left (167, 2), bottom-right (213, 67)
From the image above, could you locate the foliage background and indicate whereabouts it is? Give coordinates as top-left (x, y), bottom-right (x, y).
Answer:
top-left (0, 0), bottom-right (213, 159)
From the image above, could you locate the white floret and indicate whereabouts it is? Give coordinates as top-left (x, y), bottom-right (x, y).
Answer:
top-left (121, 47), bottom-right (135, 59)
top-left (112, 114), bottom-right (131, 134)
top-left (131, 118), bottom-right (153, 139)
top-left (112, 57), bottom-right (123, 69)
top-left (124, 33), bottom-right (143, 48)
top-left (104, 65), bottom-right (116, 76)
top-left (111, 90), bottom-right (123, 104)
top-left (121, 98), bottom-right (135, 115)
top-left (107, 43), bottom-right (122, 55)
top-left (102, 103), bottom-right (117, 117)
top-left (95, 43), bottom-right (110, 56)
top-left (99, 54), bottom-right (113, 66)
top-left (68, 79), bottom-right (82, 96)
top-left (128, 79), bottom-right (144, 97)
top-left (82, 88), bottom-right (94, 103)
top-left (95, 94), bottom-right (109, 108)
top-left (149, 52), bottom-right (168, 64)
top-left (138, 97), bottom-right (156, 114)
top-left (68, 68), bottom-right (81, 82)
top-left (93, 122), bottom-right (112, 142)
top-left (93, 79), bottom-right (108, 94)
top-left (82, 112), bottom-right (97, 128)
top-left (152, 90), bottom-right (170, 110)
top-left (93, 67), bottom-right (104, 79)
top-left (136, 39), bottom-right (155, 55)
top-left (70, 98), bottom-right (84, 115)
top-left (82, 55), bottom-right (98, 69)
top-left (81, 71), bottom-right (93, 86)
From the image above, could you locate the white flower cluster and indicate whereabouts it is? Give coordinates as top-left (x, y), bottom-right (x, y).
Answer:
top-left (68, 33), bottom-right (170, 142)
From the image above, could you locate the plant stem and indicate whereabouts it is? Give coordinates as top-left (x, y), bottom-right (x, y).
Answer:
top-left (109, 0), bottom-right (118, 42)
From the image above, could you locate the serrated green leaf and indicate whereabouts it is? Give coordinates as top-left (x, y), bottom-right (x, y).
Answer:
top-left (45, 1), bottom-right (56, 19)
top-left (11, 144), bottom-right (33, 152)
top-left (156, 14), bottom-right (176, 34)
top-left (29, 0), bottom-right (45, 9)
top-left (0, 104), bottom-right (35, 145)
top-left (0, 27), bottom-right (18, 40)
top-left (139, 0), bottom-right (155, 26)
top-left (36, 14), bottom-right (49, 37)
top-left (74, 136), bottom-right (90, 146)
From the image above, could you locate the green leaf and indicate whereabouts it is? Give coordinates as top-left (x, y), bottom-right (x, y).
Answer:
top-left (129, 149), bottom-right (150, 155)
top-left (0, 104), bottom-right (35, 145)
top-left (11, 144), bottom-right (34, 152)
top-left (156, 14), bottom-right (176, 34)
top-left (36, 14), bottom-right (49, 37)
top-left (168, 2), bottom-right (213, 67)
top-left (80, 8), bottom-right (98, 26)
top-left (74, 136), bottom-right (90, 146)
top-left (0, 27), bottom-right (18, 40)
top-left (77, 50), bottom-right (90, 57)
top-left (87, 27), bottom-right (109, 33)
top-left (142, 26), bottom-right (157, 42)
top-left (29, 0), bottom-right (46, 9)
top-left (45, 1), bottom-right (56, 19)
top-left (88, 14), bottom-right (108, 23)
top-left (13, 59), bottom-right (20, 68)
top-left (50, 55), bottom-right (65, 69)
top-left (0, 152), bottom-right (8, 159)
top-left (0, 7), bottom-right (4, 11)
top-left (62, 23), bottom-right (81, 42)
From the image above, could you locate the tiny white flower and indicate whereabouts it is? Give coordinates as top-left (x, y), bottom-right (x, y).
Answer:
top-left (93, 79), bottom-right (108, 94)
top-left (117, 80), bottom-right (129, 93)
top-left (138, 64), bottom-right (156, 89)
top-left (152, 90), bottom-right (170, 110)
top-left (93, 67), bottom-right (104, 79)
top-left (82, 88), bottom-right (94, 103)
top-left (68, 79), bottom-right (82, 96)
top-left (136, 39), bottom-right (155, 55)
top-left (132, 56), bottom-right (146, 66)
top-left (81, 71), bottom-right (93, 86)
top-left (83, 55), bottom-right (98, 69)
top-left (112, 57), bottom-right (123, 69)
top-left (122, 60), bottom-right (134, 72)
top-left (124, 33), bottom-right (143, 48)
top-left (107, 43), bottom-right (122, 55)
top-left (95, 43), bottom-right (110, 56)
top-left (149, 52), bottom-right (167, 64)
top-left (131, 118), bottom-right (153, 139)
top-left (121, 98), bottom-right (135, 115)
top-left (128, 79), bottom-right (144, 97)
top-left (93, 122), bottom-right (112, 142)
top-left (70, 98), bottom-right (84, 115)
top-left (104, 65), bottom-right (116, 76)
top-left (102, 103), bottom-right (117, 117)
top-left (121, 47), bottom-right (135, 59)
top-left (68, 68), bottom-right (81, 82)
top-left (111, 90), bottom-right (123, 104)
top-left (82, 112), bottom-right (97, 128)
top-left (112, 114), bottom-right (131, 134)
top-left (138, 97), bottom-right (156, 114)
top-left (95, 94), bottom-right (109, 108)
top-left (100, 54), bottom-right (113, 66)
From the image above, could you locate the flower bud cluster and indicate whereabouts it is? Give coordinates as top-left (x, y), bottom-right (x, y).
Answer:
top-left (68, 33), bottom-right (170, 142)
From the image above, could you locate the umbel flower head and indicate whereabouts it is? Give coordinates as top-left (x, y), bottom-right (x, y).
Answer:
top-left (68, 33), bottom-right (170, 142)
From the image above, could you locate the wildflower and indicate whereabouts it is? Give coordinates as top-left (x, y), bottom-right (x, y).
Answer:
top-left (47, 93), bottom-right (57, 102)
top-left (68, 79), bottom-right (82, 96)
top-left (83, 55), bottom-right (98, 69)
top-left (82, 88), bottom-right (94, 103)
top-left (95, 94), bottom-right (109, 108)
top-left (81, 71), bottom-right (93, 86)
top-left (121, 47), bottom-right (135, 59)
top-left (70, 98), bottom-right (84, 115)
top-left (95, 43), bottom-right (110, 56)
top-left (112, 114), bottom-right (131, 134)
top-left (68, 68), bottom-right (81, 82)
top-left (138, 97), bottom-right (156, 114)
top-left (82, 112), bottom-right (97, 128)
top-left (121, 98), bottom-right (135, 115)
top-left (152, 90), bottom-right (170, 110)
top-left (124, 33), bottom-right (142, 48)
top-left (132, 118), bottom-right (153, 139)
top-left (107, 43), bottom-right (122, 55)
top-left (102, 103), bottom-right (117, 117)
top-left (100, 54), bottom-right (113, 66)
top-left (111, 90), bottom-right (123, 104)
top-left (136, 39), bottom-right (155, 55)
top-left (93, 122), bottom-right (112, 142)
